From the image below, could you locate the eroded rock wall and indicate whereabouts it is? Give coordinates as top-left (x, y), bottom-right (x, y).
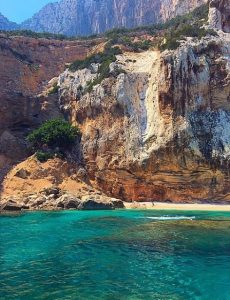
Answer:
top-left (0, 35), bottom-right (96, 164)
top-left (57, 33), bottom-right (230, 202)
top-left (208, 0), bottom-right (230, 32)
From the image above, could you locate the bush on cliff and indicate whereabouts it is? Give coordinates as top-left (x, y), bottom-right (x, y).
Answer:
top-left (69, 46), bottom-right (123, 93)
top-left (69, 46), bottom-right (122, 72)
top-left (105, 32), bottom-right (153, 52)
top-left (160, 25), bottom-right (218, 51)
top-left (28, 118), bottom-right (80, 162)
top-left (35, 151), bottom-right (56, 163)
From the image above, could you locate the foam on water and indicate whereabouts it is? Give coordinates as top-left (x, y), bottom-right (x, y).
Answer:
top-left (146, 215), bottom-right (196, 220)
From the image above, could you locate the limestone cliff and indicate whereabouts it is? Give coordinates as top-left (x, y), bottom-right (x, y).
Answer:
top-left (21, 0), bottom-right (207, 36)
top-left (55, 32), bottom-right (230, 203)
top-left (208, 0), bottom-right (230, 32)
top-left (0, 0), bottom-right (230, 205)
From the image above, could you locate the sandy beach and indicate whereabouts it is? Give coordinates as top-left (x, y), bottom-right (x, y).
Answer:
top-left (124, 202), bottom-right (230, 211)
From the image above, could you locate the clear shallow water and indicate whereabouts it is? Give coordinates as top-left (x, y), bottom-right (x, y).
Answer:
top-left (1, 210), bottom-right (230, 300)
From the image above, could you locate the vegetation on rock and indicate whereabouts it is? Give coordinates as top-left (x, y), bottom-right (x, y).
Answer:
top-left (35, 151), bottom-right (56, 163)
top-left (1, 3), bottom-right (211, 54)
top-left (0, 29), bottom-right (70, 40)
top-left (105, 30), bottom-right (153, 52)
top-left (160, 26), bottom-right (217, 50)
top-left (103, 4), bottom-right (214, 51)
top-left (159, 4), bottom-right (217, 50)
top-left (69, 46), bottom-right (123, 92)
top-left (27, 118), bottom-right (80, 162)
top-left (69, 46), bottom-right (122, 72)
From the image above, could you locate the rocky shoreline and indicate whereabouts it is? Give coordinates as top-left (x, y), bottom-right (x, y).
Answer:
top-left (0, 187), bottom-right (125, 212)
top-left (2, 195), bottom-right (230, 212)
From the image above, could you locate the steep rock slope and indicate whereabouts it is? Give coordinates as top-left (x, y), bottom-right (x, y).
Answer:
top-left (208, 0), bottom-right (230, 33)
top-left (1, 156), bottom-right (123, 211)
top-left (56, 35), bottom-right (230, 202)
top-left (0, 35), bottom-right (97, 170)
top-left (21, 0), bottom-right (207, 36)
top-left (51, 0), bottom-right (230, 202)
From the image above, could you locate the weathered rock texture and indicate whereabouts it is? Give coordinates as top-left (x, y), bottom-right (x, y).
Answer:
top-left (0, 156), bottom-right (124, 211)
top-left (57, 32), bottom-right (230, 202)
top-left (208, 0), bottom-right (230, 32)
top-left (21, 0), bottom-right (207, 36)
top-left (1, 0), bottom-right (230, 205)
top-left (0, 34), bottom-right (98, 168)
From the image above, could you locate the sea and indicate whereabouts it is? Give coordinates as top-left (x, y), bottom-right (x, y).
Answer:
top-left (1, 209), bottom-right (230, 299)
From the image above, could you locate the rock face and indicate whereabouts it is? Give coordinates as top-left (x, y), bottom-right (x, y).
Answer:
top-left (1, 0), bottom-right (230, 205)
top-left (0, 156), bottom-right (124, 211)
top-left (1, 200), bottom-right (28, 211)
top-left (0, 34), bottom-right (97, 169)
top-left (21, 0), bottom-right (207, 36)
top-left (0, 13), bottom-right (18, 31)
top-left (208, 0), bottom-right (230, 32)
top-left (57, 29), bottom-right (230, 202)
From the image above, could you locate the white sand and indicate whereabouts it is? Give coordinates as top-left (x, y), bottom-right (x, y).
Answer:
top-left (124, 202), bottom-right (230, 211)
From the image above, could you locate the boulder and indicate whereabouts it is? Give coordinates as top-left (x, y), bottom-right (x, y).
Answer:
top-left (1, 200), bottom-right (29, 211)
top-left (42, 187), bottom-right (61, 198)
top-left (56, 194), bottom-right (81, 209)
top-left (78, 198), bottom-right (114, 210)
top-left (111, 198), bottom-right (125, 209)
top-left (76, 167), bottom-right (88, 179)
top-left (15, 168), bottom-right (30, 179)
top-left (29, 196), bottom-right (47, 207)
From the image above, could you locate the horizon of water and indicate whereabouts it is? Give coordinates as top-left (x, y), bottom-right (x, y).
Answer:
top-left (1, 209), bottom-right (230, 299)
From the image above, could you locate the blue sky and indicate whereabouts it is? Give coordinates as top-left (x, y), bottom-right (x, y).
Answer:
top-left (0, 0), bottom-right (53, 23)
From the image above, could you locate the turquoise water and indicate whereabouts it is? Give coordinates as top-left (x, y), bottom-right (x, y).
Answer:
top-left (1, 210), bottom-right (230, 300)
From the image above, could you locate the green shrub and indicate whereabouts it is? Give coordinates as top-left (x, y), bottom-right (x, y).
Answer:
top-left (0, 29), bottom-right (69, 40)
top-left (105, 28), bottom-right (129, 40)
top-left (175, 24), bottom-right (217, 39)
top-left (69, 46), bottom-right (123, 92)
top-left (106, 33), bottom-right (153, 52)
top-left (28, 118), bottom-right (80, 152)
top-left (190, 3), bottom-right (209, 20)
top-left (131, 40), bottom-right (152, 51)
top-left (69, 46), bottom-right (122, 72)
top-left (35, 150), bottom-right (65, 162)
top-left (35, 151), bottom-right (55, 162)
top-left (160, 24), bottom-right (217, 51)
top-left (160, 3), bottom-right (209, 31)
